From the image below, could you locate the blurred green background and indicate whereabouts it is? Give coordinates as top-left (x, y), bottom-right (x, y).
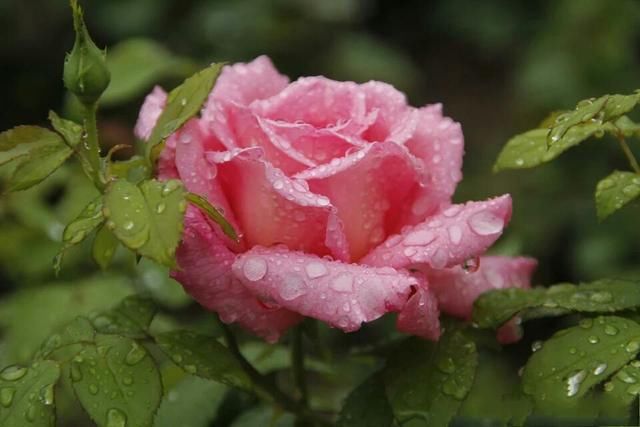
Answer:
top-left (1, 0), bottom-right (640, 423)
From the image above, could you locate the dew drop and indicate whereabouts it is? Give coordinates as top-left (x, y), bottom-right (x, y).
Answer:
top-left (280, 274), bottom-right (306, 300)
top-left (0, 365), bottom-right (27, 381)
top-left (531, 340), bottom-right (543, 352)
top-left (184, 365), bottom-right (197, 374)
top-left (155, 203), bottom-right (166, 214)
top-left (171, 354), bottom-right (183, 364)
top-left (403, 247), bottom-right (417, 257)
top-left (626, 341), bottom-right (640, 353)
top-left (330, 273), bottom-right (354, 293)
top-left (0, 387), bottom-right (15, 407)
top-left (305, 261), bottom-right (328, 279)
top-left (242, 257), bottom-right (268, 282)
top-left (462, 257), bottom-right (480, 274)
top-left (437, 357), bottom-right (455, 374)
top-left (123, 221), bottom-right (135, 231)
top-left (589, 291), bottom-right (612, 303)
top-left (403, 229), bottom-right (436, 246)
top-left (89, 384), bottom-right (99, 395)
top-left (587, 335), bottom-right (599, 344)
top-left (468, 211), bottom-right (504, 235)
top-left (122, 376), bottom-right (133, 386)
top-left (70, 361), bottom-right (83, 382)
top-left (447, 225), bottom-right (462, 245)
top-left (593, 363), bottom-right (607, 376)
top-left (106, 408), bottom-right (127, 427)
top-left (125, 343), bottom-right (146, 365)
top-left (25, 405), bottom-right (36, 422)
top-left (566, 370), bottom-right (586, 397)
top-left (604, 324), bottom-right (619, 336)
top-left (430, 248), bottom-right (448, 269)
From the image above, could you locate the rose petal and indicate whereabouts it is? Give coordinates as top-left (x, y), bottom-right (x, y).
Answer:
top-left (251, 77), bottom-right (367, 130)
top-left (496, 317), bottom-right (524, 345)
top-left (427, 256), bottom-right (537, 319)
top-left (134, 86), bottom-right (167, 141)
top-left (360, 81), bottom-right (417, 144)
top-left (396, 283), bottom-right (441, 340)
top-left (232, 246), bottom-right (417, 332)
top-left (295, 141), bottom-right (422, 260)
top-left (173, 119), bottom-right (242, 248)
top-left (207, 55), bottom-right (290, 106)
top-left (209, 148), bottom-right (348, 259)
top-left (361, 195), bottom-right (512, 270)
top-left (174, 207), bottom-right (301, 342)
top-left (401, 105), bottom-right (464, 223)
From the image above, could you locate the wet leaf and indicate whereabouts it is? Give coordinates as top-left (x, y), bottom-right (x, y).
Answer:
top-left (92, 225), bottom-right (119, 270)
top-left (337, 373), bottom-right (393, 427)
top-left (547, 96), bottom-right (609, 145)
top-left (145, 63), bottom-right (224, 164)
top-left (599, 360), bottom-right (640, 424)
top-left (103, 179), bottom-right (186, 267)
top-left (48, 111), bottom-right (82, 147)
top-left (35, 317), bottom-right (96, 362)
top-left (473, 278), bottom-right (640, 328)
top-left (0, 360), bottom-right (60, 427)
top-left (54, 197), bottom-right (105, 274)
top-left (154, 331), bottom-right (251, 391)
top-left (595, 170), bottom-right (640, 220)
top-left (89, 295), bottom-right (157, 338)
top-left (383, 331), bottom-right (478, 426)
top-left (522, 316), bottom-right (640, 413)
top-left (68, 334), bottom-right (162, 427)
top-left (185, 192), bottom-right (237, 240)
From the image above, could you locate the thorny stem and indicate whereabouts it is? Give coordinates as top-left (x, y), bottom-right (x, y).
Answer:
top-left (292, 326), bottom-right (309, 405)
top-left (218, 320), bottom-right (329, 426)
top-left (617, 134), bottom-right (640, 174)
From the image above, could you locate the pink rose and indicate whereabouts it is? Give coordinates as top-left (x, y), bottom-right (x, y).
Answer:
top-left (135, 56), bottom-right (537, 343)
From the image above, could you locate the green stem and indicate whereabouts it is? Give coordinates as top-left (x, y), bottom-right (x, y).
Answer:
top-left (292, 326), bottom-right (308, 405)
top-left (218, 321), bottom-right (328, 426)
top-left (617, 134), bottom-right (640, 174)
top-left (81, 103), bottom-right (105, 190)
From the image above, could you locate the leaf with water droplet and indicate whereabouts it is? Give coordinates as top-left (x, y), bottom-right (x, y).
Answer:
top-left (54, 196), bottom-right (105, 275)
top-left (0, 360), bottom-right (60, 427)
top-left (547, 95), bottom-right (609, 146)
top-left (336, 373), bottom-right (393, 427)
top-left (92, 225), bottom-right (120, 270)
top-left (599, 361), bottom-right (640, 424)
top-left (0, 126), bottom-right (74, 192)
top-left (104, 179), bottom-right (186, 267)
top-left (88, 295), bottom-right (157, 339)
top-left (383, 330), bottom-right (477, 426)
top-left (35, 316), bottom-right (95, 362)
top-left (69, 334), bottom-right (161, 427)
top-left (522, 316), bottom-right (640, 413)
top-left (145, 63), bottom-right (224, 166)
top-left (154, 330), bottom-right (251, 391)
top-left (493, 121), bottom-right (613, 172)
top-left (185, 192), bottom-right (237, 241)
top-left (595, 170), bottom-right (640, 221)
top-left (473, 278), bottom-right (640, 329)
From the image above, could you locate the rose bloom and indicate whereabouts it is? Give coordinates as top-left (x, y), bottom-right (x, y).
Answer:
top-left (135, 56), bottom-right (536, 343)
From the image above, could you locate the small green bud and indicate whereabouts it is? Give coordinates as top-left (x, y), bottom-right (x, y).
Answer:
top-left (63, 0), bottom-right (110, 106)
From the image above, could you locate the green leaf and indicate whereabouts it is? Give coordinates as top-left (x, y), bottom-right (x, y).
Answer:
top-left (153, 375), bottom-right (226, 427)
top-left (522, 316), bottom-right (640, 412)
top-left (384, 332), bottom-right (478, 426)
top-left (547, 95), bottom-right (609, 145)
top-left (103, 179), bottom-right (187, 267)
top-left (229, 406), bottom-right (294, 427)
top-left (452, 350), bottom-right (532, 427)
top-left (145, 63), bottom-right (224, 163)
top-left (35, 317), bottom-right (96, 362)
top-left (154, 331), bottom-right (252, 390)
top-left (92, 225), bottom-right (120, 270)
top-left (102, 38), bottom-right (197, 106)
top-left (473, 278), bottom-right (640, 328)
top-left (0, 360), bottom-right (61, 427)
top-left (69, 334), bottom-right (162, 427)
top-left (613, 115), bottom-right (640, 137)
top-left (54, 196), bottom-right (105, 274)
top-left (0, 275), bottom-right (133, 365)
top-left (337, 373), bottom-right (394, 427)
top-left (186, 192), bottom-right (237, 240)
top-left (89, 295), bottom-right (157, 338)
top-left (48, 111), bottom-right (82, 147)
top-left (108, 155), bottom-right (150, 183)
top-left (493, 122), bottom-right (610, 172)
top-left (594, 170), bottom-right (640, 220)
top-left (0, 126), bottom-right (73, 192)
top-left (599, 360), bottom-right (640, 424)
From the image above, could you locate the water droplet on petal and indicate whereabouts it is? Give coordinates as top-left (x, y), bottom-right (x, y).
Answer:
top-left (280, 274), bottom-right (306, 300)
top-left (330, 273), bottom-right (354, 293)
top-left (447, 225), bottom-right (462, 245)
top-left (242, 257), bottom-right (268, 282)
top-left (403, 229), bottom-right (436, 246)
top-left (305, 261), bottom-right (328, 279)
top-left (468, 211), bottom-right (504, 235)
top-left (430, 248), bottom-right (448, 269)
